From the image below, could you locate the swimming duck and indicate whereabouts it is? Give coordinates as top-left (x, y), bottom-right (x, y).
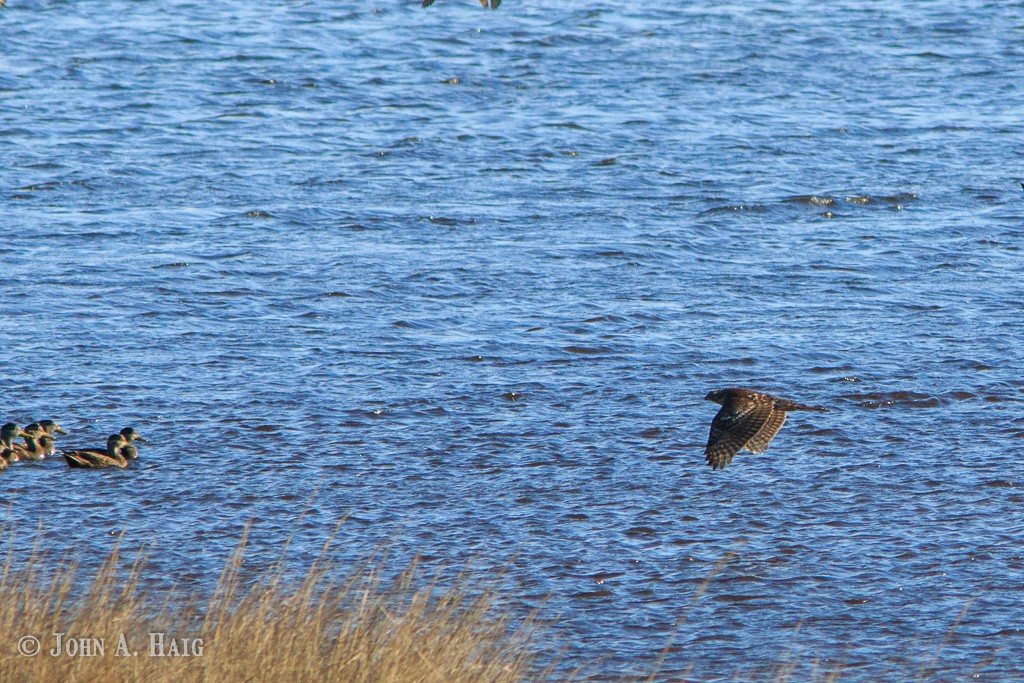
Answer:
top-left (0, 423), bottom-right (27, 468)
top-left (63, 434), bottom-right (130, 469)
top-left (37, 419), bottom-right (68, 457)
top-left (16, 423), bottom-right (48, 461)
top-left (39, 419), bottom-right (68, 437)
top-left (118, 426), bottom-right (146, 460)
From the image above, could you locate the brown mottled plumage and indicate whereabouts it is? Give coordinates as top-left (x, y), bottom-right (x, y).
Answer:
top-left (63, 434), bottom-right (130, 469)
top-left (703, 388), bottom-right (827, 470)
top-left (0, 423), bottom-right (27, 468)
top-left (16, 423), bottom-right (48, 461)
top-left (12, 420), bottom-right (69, 461)
top-left (62, 427), bottom-right (145, 468)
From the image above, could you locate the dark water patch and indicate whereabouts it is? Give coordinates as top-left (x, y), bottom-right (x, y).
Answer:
top-left (713, 593), bottom-right (768, 604)
top-left (809, 365), bottom-right (857, 374)
top-left (943, 391), bottom-right (978, 401)
top-left (698, 203), bottom-right (771, 215)
top-left (571, 589), bottom-right (613, 600)
top-left (785, 195), bottom-right (837, 207)
top-left (879, 192), bottom-right (919, 204)
top-left (940, 358), bottom-right (996, 371)
top-left (563, 345), bottom-right (612, 355)
top-left (840, 391), bottom-right (944, 408)
top-left (980, 480), bottom-right (1016, 488)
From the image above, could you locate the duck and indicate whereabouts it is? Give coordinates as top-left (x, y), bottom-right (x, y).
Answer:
top-left (63, 433), bottom-right (130, 469)
top-left (0, 423), bottom-right (28, 468)
top-left (37, 419), bottom-right (68, 457)
top-left (117, 426), bottom-right (146, 461)
top-left (16, 423), bottom-right (49, 461)
top-left (12, 419), bottom-right (68, 461)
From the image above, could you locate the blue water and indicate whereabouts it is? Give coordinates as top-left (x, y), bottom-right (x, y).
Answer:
top-left (4, 1), bottom-right (1024, 679)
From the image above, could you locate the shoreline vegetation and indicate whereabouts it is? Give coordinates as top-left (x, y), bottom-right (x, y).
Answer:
top-left (0, 526), bottom-right (970, 681)
top-left (0, 526), bottom-right (551, 682)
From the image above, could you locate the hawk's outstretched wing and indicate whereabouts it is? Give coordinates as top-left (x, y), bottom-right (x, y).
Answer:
top-left (704, 401), bottom-right (773, 470)
top-left (745, 409), bottom-right (787, 454)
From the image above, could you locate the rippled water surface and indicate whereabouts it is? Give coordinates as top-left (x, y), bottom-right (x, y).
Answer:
top-left (4, 1), bottom-right (1024, 679)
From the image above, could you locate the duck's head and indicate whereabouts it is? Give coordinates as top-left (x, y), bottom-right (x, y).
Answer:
top-left (0, 423), bottom-right (26, 445)
top-left (119, 427), bottom-right (146, 444)
top-left (22, 423), bottom-right (44, 438)
top-left (38, 420), bottom-right (67, 436)
top-left (106, 433), bottom-right (129, 452)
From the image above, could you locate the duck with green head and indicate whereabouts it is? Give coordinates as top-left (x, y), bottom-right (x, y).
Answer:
top-left (37, 419), bottom-right (68, 457)
top-left (118, 426), bottom-right (146, 461)
top-left (63, 433), bottom-right (130, 469)
top-left (16, 423), bottom-right (48, 461)
top-left (0, 423), bottom-right (28, 468)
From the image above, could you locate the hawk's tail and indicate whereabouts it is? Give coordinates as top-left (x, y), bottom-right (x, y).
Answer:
top-left (775, 399), bottom-right (828, 412)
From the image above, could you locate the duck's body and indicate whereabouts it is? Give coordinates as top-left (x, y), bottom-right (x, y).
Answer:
top-left (0, 423), bottom-right (28, 468)
top-left (16, 423), bottom-right (48, 461)
top-left (63, 434), bottom-right (130, 469)
top-left (38, 435), bottom-right (55, 457)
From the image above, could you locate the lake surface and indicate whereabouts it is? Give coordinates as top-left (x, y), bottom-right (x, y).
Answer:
top-left (3, 1), bottom-right (1024, 679)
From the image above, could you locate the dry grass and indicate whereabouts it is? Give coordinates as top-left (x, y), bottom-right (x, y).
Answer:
top-left (0, 525), bottom-right (979, 683)
top-left (0, 526), bottom-right (549, 683)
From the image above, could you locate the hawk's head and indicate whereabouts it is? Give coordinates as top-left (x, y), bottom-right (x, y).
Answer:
top-left (704, 389), bottom-right (729, 405)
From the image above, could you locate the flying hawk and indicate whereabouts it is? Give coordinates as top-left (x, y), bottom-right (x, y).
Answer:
top-left (703, 388), bottom-right (827, 470)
